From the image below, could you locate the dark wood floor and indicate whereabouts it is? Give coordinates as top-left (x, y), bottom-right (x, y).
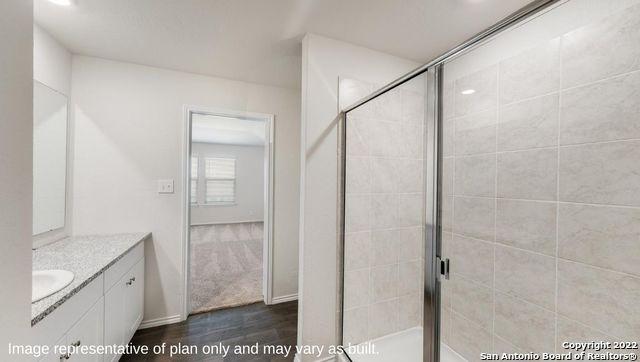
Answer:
top-left (121, 301), bottom-right (298, 361)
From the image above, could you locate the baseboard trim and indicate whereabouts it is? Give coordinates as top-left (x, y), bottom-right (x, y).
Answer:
top-left (190, 220), bottom-right (264, 227)
top-left (271, 293), bottom-right (298, 304)
top-left (138, 314), bottom-right (182, 329)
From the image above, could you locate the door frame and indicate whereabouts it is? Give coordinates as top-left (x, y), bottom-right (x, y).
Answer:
top-left (180, 105), bottom-right (276, 320)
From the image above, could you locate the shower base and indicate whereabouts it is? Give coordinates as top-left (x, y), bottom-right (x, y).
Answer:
top-left (345, 327), bottom-right (466, 362)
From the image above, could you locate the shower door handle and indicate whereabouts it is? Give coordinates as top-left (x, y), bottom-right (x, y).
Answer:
top-left (437, 257), bottom-right (450, 280)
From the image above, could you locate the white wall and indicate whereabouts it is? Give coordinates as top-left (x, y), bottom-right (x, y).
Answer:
top-left (0, 0), bottom-right (32, 360)
top-left (34, 24), bottom-right (72, 96)
top-left (298, 34), bottom-right (418, 361)
top-left (70, 56), bottom-right (300, 324)
top-left (190, 143), bottom-right (265, 225)
top-left (33, 23), bottom-right (73, 247)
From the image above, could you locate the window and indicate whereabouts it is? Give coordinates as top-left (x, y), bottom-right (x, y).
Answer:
top-left (190, 155), bottom-right (198, 204)
top-left (205, 157), bottom-right (236, 204)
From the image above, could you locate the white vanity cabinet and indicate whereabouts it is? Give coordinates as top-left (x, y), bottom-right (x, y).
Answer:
top-left (66, 298), bottom-right (104, 361)
top-left (34, 242), bottom-right (145, 362)
top-left (104, 246), bottom-right (145, 362)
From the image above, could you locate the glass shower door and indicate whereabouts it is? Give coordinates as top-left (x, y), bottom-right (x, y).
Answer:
top-left (341, 74), bottom-right (428, 361)
top-left (439, 0), bottom-right (640, 360)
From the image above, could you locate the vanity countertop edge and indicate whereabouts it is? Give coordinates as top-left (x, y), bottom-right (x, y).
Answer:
top-left (31, 232), bottom-right (151, 326)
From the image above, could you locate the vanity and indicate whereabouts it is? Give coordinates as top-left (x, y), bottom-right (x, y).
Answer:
top-left (32, 233), bottom-right (149, 361)
top-left (31, 80), bottom-right (149, 361)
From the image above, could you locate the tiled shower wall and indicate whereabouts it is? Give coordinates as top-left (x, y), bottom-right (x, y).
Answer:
top-left (441, 3), bottom-right (640, 359)
top-left (342, 77), bottom-right (426, 345)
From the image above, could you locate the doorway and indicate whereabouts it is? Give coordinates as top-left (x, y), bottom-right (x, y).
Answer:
top-left (182, 106), bottom-right (274, 316)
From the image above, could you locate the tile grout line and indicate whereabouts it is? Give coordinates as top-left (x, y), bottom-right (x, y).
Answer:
top-left (450, 229), bottom-right (640, 280)
top-left (493, 59), bottom-right (499, 353)
top-left (555, 35), bottom-right (563, 354)
top-left (448, 194), bottom-right (640, 211)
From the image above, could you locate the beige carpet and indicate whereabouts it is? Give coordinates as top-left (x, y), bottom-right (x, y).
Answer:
top-left (189, 222), bottom-right (263, 314)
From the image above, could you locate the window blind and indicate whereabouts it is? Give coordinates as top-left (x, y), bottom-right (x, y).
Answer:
top-left (205, 158), bottom-right (236, 204)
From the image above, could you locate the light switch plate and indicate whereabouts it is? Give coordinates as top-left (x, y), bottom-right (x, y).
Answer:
top-left (157, 179), bottom-right (174, 194)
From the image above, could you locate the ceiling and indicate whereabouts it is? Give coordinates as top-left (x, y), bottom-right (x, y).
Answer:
top-left (192, 114), bottom-right (266, 147)
top-left (34, 0), bottom-right (535, 89)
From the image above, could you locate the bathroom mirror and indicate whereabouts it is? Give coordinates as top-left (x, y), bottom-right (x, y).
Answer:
top-left (33, 81), bottom-right (68, 235)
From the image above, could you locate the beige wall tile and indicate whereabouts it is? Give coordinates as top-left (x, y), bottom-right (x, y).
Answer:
top-left (398, 193), bottom-right (423, 227)
top-left (556, 317), bottom-right (636, 358)
top-left (399, 261), bottom-right (422, 296)
top-left (454, 196), bottom-right (495, 241)
top-left (371, 230), bottom-right (399, 267)
top-left (345, 231), bottom-right (370, 271)
top-left (370, 264), bottom-right (398, 302)
top-left (495, 292), bottom-right (555, 352)
top-left (455, 65), bottom-right (498, 117)
top-left (559, 140), bottom-right (640, 207)
top-left (442, 196), bottom-right (454, 232)
top-left (455, 154), bottom-right (496, 197)
top-left (498, 93), bottom-right (559, 152)
top-left (443, 118), bottom-right (454, 157)
top-left (373, 89), bottom-right (402, 122)
top-left (398, 293), bottom-right (422, 330)
top-left (561, 4), bottom-right (640, 88)
top-left (369, 120), bottom-right (401, 157)
top-left (371, 194), bottom-right (398, 229)
top-left (397, 158), bottom-right (424, 194)
top-left (400, 123), bottom-right (424, 159)
top-left (398, 227), bottom-right (423, 262)
top-left (451, 276), bottom-right (493, 330)
top-left (496, 199), bottom-right (556, 256)
top-left (401, 90), bottom-right (425, 124)
top-left (498, 148), bottom-right (558, 201)
top-left (345, 194), bottom-right (370, 232)
top-left (442, 157), bottom-right (454, 197)
top-left (441, 306), bottom-right (452, 344)
top-left (370, 157), bottom-right (396, 193)
top-left (346, 117), bottom-right (370, 157)
top-left (560, 71), bottom-right (640, 145)
top-left (559, 203), bottom-right (640, 277)
top-left (443, 80), bottom-right (455, 120)
top-left (455, 109), bottom-right (497, 156)
top-left (450, 312), bottom-right (493, 361)
top-left (368, 299), bottom-right (399, 339)
top-left (493, 336), bottom-right (528, 354)
top-left (558, 260), bottom-right (640, 341)
top-left (495, 245), bottom-right (556, 309)
top-left (499, 38), bottom-right (561, 105)
top-left (449, 234), bottom-right (494, 286)
top-left (346, 156), bottom-right (371, 194)
top-left (343, 306), bottom-right (369, 345)
top-left (344, 268), bottom-right (369, 309)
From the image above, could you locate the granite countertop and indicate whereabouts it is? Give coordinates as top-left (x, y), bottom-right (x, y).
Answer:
top-left (31, 232), bottom-right (150, 326)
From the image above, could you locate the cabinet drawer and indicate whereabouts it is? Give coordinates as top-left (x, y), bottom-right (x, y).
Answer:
top-left (103, 242), bottom-right (143, 292)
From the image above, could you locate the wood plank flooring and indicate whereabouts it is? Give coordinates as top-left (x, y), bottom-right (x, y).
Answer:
top-left (121, 301), bottom-right (297, 361)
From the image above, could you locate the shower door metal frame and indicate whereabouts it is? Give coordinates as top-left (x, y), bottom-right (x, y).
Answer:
top-left (337, 1), bottom-right (565, 361)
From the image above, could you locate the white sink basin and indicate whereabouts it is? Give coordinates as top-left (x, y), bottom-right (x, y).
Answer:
top-left (32, 270), bottom-right (74, 303)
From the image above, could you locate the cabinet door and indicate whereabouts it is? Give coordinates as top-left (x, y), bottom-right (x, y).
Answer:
top-left (125, 258), bottom-right (145, 341)
top-left (39, 334), bottom-right (67, 362)
top-left (104, 279), bottom-right (125, 362)
top-left (67, 298), bottom-right (104, 362)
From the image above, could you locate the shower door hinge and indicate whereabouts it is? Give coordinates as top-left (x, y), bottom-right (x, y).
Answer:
top-left (437, 257), bottom-right (450, 280)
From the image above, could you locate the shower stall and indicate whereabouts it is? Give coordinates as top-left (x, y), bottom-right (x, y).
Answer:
top-left (339, 0), bottom-right (640, 361)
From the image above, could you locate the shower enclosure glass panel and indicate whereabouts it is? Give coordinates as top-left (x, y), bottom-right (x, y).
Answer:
top-left (342, 74), bottom-right (428, 362)
top-left (439, 0), bottom-right (640, 360)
